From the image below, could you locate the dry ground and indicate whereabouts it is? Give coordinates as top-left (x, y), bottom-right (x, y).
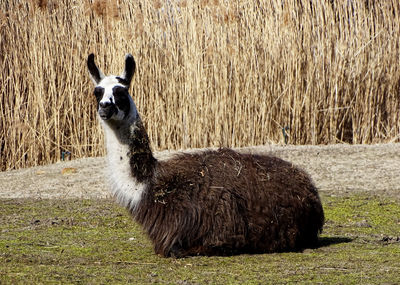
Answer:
top-left (0, 144), bottom-right (399, 200)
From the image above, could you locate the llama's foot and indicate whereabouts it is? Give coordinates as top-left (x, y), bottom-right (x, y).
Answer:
top-left (168, 244), bottom-right (187, 258)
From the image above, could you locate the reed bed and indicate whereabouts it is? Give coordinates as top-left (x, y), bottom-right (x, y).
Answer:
top-left (0, 0), bottom-right (399, 171)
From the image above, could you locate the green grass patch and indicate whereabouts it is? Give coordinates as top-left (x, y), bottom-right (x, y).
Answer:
top-left (1, 195), bottom-right (399, 284)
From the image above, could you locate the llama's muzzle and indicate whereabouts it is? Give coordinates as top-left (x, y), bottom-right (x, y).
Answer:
top-left (98, 102), bottom-right (117, 120)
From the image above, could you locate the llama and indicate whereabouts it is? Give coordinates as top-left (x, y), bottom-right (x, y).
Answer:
top-left (87, 53), bottom-right (324, 258)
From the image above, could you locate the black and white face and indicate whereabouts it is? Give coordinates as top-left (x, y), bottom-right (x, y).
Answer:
top-left (93, 76), bottom-right (132, 121)
top-left (87, 54), bottom-right (137, 123)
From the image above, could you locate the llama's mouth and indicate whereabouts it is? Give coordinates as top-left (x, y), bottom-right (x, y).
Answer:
top-left (98, 106), bottom-right (117, 120)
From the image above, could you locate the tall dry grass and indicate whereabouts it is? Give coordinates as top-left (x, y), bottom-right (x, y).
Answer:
top-left (1, 0), bottom-right (399, 171)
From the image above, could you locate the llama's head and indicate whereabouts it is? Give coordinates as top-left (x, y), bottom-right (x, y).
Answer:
top-left (87, 53), bottom-right (138, 124)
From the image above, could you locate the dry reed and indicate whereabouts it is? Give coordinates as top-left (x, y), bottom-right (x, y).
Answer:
top-left (1, 0), bottom-right (399, 171)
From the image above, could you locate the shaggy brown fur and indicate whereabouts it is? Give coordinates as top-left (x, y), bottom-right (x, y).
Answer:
top-left (127, 120), bottom-right (157, 183)
top-left (128, 122), bottom-right (324, 257)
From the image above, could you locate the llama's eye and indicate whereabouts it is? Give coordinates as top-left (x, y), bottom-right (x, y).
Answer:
top-left (112, 86), bottom-right (127, 98)
top-left (112, 86), bottom-right (130, 114)
top-left (94, 87), bottom-right (104, 101)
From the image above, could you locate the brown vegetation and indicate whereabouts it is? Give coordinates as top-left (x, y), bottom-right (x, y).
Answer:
top-left (1, 0), bottom-right (399, 170)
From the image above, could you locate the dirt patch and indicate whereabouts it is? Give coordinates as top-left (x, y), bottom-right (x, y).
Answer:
top-left (0, 144), bottom-right (399, 199)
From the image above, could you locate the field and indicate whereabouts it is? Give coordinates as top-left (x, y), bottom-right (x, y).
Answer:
top-left (1, 0), bottom-right (400, 170)
top-left (1, 1), bottom-right (400, 283)
top-left (1, 144), bottom-right (400, 283)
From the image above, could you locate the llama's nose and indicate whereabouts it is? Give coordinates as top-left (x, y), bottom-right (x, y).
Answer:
top-left (99, 101), bottom-right (112, 108)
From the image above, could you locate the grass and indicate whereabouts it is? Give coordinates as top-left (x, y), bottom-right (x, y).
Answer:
top-left (1, 0), bottom-right (400, 171)
top-left (1, 195), bottom-right (399, 284)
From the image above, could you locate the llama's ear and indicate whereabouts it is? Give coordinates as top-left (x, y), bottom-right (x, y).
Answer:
top-left (87, 53), bottom-right (105, 85)
top-left (120, 54), bottom-right (136, 87)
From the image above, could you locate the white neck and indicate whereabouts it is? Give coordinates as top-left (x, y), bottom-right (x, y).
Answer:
top-left (102, 120), bottom-right (147, 210)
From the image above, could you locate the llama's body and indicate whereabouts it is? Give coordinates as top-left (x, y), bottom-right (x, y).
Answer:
top-left (87, 53), bottom-right (324, 257)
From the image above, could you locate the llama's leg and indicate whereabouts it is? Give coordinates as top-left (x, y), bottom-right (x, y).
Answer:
top-left (168, 243), bottom-right (187, 258)
top-left (168, 242), bottom-right (223, 258)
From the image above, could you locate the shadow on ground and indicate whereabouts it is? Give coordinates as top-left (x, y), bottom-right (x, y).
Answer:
top-left (316, 236), bottom-right (353, 248)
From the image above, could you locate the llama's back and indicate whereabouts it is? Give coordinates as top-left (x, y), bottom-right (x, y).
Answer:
top-left (136, 148), bottom-right (324, 257)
